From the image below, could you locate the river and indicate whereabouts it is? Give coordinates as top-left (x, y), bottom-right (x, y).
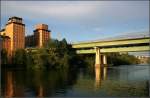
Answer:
top-left (1, 64), bottom-right (150, 97)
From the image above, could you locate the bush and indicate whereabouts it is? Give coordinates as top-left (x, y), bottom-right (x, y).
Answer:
top-left (1, 48), bottom-right (8, 65)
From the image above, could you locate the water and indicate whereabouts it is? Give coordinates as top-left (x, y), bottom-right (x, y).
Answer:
top-left (1, 65), bottom-right (150, 97)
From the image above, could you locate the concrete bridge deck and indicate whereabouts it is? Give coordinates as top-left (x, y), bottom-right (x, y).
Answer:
top-left (72, 37), bottom-right (150, 67)
top-left (72, 37), bottom-right (150, 49)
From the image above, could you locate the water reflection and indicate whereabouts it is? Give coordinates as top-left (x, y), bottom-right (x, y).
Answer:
top-left (103, 67), bottom-right (107, 80)
top-left (37, 85), bottom-right (43, 97)
top-left (94, 65), bottom-right (108, 89)
top-left (95, 66), bottom-right (101, 89)
top-left (32, 70), bottom-right (44, 97)
top-left (2, 65), bottom-right (149, 97)
top-left (5, 71), bottom-right (14, 97)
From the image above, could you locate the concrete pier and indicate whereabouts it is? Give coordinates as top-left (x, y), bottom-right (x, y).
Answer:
top-left (95, 47), bottom-right (101, 68)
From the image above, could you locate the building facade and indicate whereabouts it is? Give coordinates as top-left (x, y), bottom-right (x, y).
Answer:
top-left (0, 16), bottom-right (25, 52)
top-left (34, 24), bottom-right (50, 48)
top-left (0, 35), bottom-right (12, 63)
top-left (25, 35), bottom-right (35, 47)
top-left (1, 36), bottom-right (11, 55)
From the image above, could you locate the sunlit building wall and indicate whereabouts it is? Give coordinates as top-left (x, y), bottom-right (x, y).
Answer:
top-left (0, 34), bottom-right (11, 62)
top-left (1, 16), bottom-right (25, 52)
top-left (34, 24), bottom-right (50, 48)
top-left (2, 36), bottom-right (11, 56)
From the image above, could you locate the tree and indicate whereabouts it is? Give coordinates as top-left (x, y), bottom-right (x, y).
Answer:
top-left (107, 53), bottom-right (140, 65)
top-left (13, 49), bottom-right (27, 68)
top-left (1, 48), bottom-right (8, 65)
top-left (26, 50), bottom-right (34, 69)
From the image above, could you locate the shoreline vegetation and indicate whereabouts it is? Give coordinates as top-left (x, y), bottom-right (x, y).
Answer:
top-left (1, 38), bottom-right (146, 70)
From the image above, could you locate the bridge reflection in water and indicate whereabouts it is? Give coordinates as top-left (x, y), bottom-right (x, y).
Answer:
top-left (94, 65), bottom-right (108, 89)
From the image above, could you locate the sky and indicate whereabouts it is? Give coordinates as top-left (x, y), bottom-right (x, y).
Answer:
top-left (1, 1), bottom-right (149, 56)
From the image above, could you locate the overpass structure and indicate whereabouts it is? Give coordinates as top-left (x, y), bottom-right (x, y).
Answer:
top-left (72, 37), bottom-right (150, 67)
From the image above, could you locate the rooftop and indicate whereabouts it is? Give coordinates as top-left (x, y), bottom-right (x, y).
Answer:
top-left (8, 16), bottom-right (22, 20)
top-left (0, 35), bottom-right (10, 39)
top-left (0, 29), bottom-right (5, 32)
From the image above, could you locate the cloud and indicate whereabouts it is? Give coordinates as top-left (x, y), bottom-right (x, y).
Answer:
top-left (1, 1), bottom-right (97, 21)
top-left (1, 1), bottom-right (149, 43)
top-left (92, 27), bottom-right (102, 32)
top-left (1, 1), bottom-right (149, 23)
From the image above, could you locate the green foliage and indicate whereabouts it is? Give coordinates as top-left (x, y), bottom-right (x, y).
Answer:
top-left (78, 53), bottom-right (140, 69)
top-left (12, 49), bottom-right (27, 68)
top-left (24, 38), bottom-right (78, 70)
top-left (107, 53), bottom-right (140, 66)
top-left (1, 48), bottom-right (8, 65)
top-left (5, 37), bottom-right (141, 70)
top-left (43, 38), bottom-right (76, 70)
top-left (147, 58), bottom-right (150, 64)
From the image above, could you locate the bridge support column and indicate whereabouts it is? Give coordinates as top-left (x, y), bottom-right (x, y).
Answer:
top-left (95, 47), bottom-right (101, 68)
top-left (103, 55), bottom-right (107, 66)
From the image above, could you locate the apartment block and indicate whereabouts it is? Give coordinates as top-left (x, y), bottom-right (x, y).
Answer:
top-left (0, 16), bottom-right (25, 52)
top-left (25, 35), bottom-right (35, 47)
top-left (34, 24), bottom-right (51, 47)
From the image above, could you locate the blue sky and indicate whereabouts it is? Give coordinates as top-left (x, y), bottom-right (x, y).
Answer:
top-left (1, 1), bottom-right (149, 43)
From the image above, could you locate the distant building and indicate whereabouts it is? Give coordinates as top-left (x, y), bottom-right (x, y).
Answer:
top-left (25, 24), bottom-right (51, 48)
top-left (25, 35), bottom-right (35, 47)
top-left (0, 16), bottom-right (25, 64)
top-left (0, 17), bottom-right (51, 57)
top-left (34, 24), bottom-right (51, 47)
top-left (136, 56), bottom-right (150, 64)
top-left (0, 16), bottom-right (25, 52)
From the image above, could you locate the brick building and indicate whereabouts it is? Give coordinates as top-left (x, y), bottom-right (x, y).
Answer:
top-left (25, 24), bottom-right (51, 48)
top-left (25, 35), bottom-right (35, 47)
top-left (34, 24), bottom-right (50, 47)
top-left (0, 16), bottom-right (25, 52)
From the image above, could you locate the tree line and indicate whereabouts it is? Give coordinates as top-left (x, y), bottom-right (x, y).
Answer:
top-left (1, 38), bottom-right (143, 70)
top-left (1, 38), bottom-right (79, 70)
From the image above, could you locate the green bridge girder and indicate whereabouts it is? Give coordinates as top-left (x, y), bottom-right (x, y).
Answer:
top-left (25, 37), bottom-right (150, 54)
top-left (76, 46), bottom-right (150, 54)
top-left (72, 37), bottom-right (150, 49)
top-left (72, 37), bottom-right (150, 54)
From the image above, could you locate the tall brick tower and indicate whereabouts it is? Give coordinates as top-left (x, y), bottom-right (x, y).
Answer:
top-left (4, 16), bottom-right (25, 52)
top-left (34, 24), bottom-right (50, 47)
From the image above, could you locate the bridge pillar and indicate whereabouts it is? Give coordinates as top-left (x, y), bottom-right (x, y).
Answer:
top-left (95, 47), bottom-right (101, 68)
top-left (103, 55), bottom-right (107, 65)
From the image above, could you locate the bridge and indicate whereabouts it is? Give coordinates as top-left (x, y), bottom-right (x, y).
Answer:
top-left (26, 37), bottom-right (150, 67)
top-left (72, 37), bottom-right (150, 67)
